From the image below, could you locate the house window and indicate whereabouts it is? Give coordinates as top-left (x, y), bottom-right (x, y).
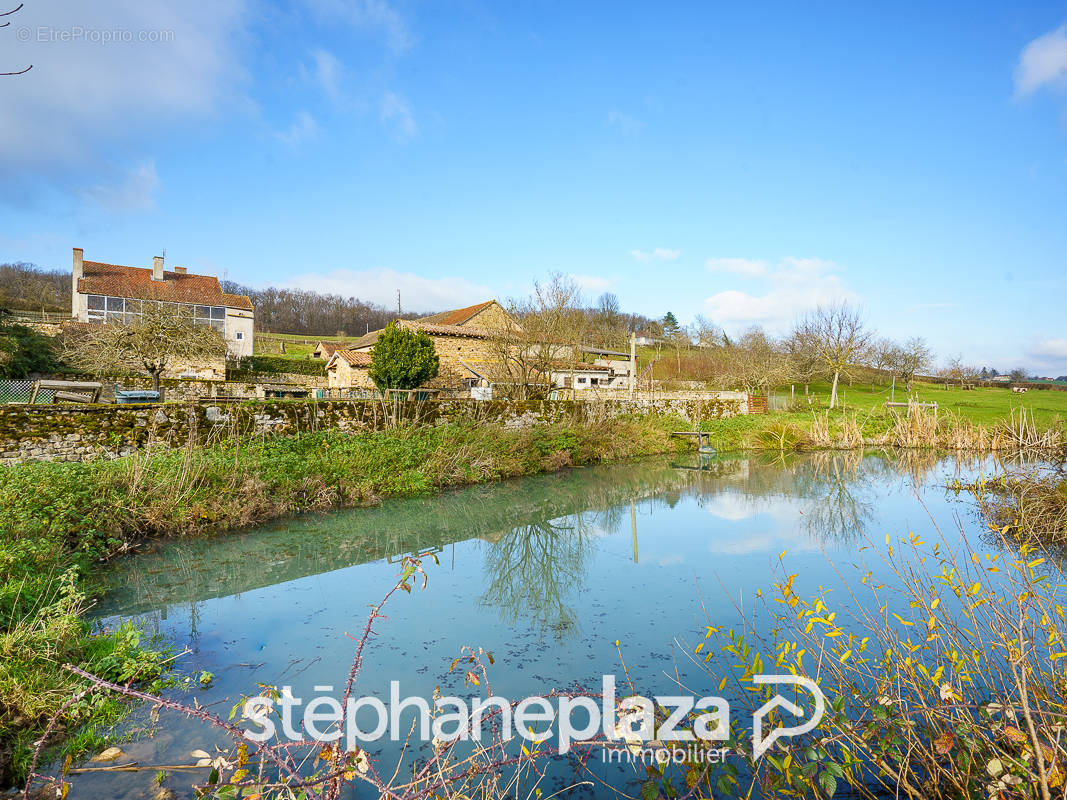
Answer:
top-left (577, 377), bottom-right (587, 384)
top-left (235, 331), bottom-right (244, 340)
top-left (84, 296), bottom-right (227, 331)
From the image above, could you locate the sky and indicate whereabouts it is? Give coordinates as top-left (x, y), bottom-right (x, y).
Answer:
top-left (1, 1), bottom-right (1066, 374)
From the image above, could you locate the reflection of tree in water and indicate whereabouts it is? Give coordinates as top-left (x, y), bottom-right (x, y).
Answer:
top-left (795, 450), bottom-right (874, 543)
top-left (671, 449), bottom-right (949, 546)
top-left (479, 514), bottom-right (594, 640)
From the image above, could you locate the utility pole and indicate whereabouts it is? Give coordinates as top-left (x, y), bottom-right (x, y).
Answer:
top-left (397, 291), bottom-right (402, 320)
top-left (629, 332), bottom-right (636, 397)
top-left (630, 500), bottom-right (638, 564)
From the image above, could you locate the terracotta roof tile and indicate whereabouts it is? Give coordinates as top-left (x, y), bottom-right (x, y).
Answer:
top-left (77, 261), bottom-right (254, 311)
top-left (350, 319), bottom-right (491, 350)
top-left (417, 300), bottom-right (495, 326)
top-left (332, 349), bottom-right (373, 367)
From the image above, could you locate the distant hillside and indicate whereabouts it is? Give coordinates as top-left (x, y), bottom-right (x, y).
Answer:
top-left (0, 262), bottom-right (69, 312)
top-left (220, 281), bottom-right (428, 337)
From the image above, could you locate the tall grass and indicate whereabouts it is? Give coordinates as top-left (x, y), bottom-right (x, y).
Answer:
top-left (702, 406), bottom-right (1066, 453)
top-left (0, 415), bottom-right (685, 787)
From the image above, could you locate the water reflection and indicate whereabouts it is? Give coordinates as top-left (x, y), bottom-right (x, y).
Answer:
top-left (78, 450), bottom-right (1031, 800)
top-left (480, 518), bottom-right (590, 638)
top-left (97, 451), bottom-right (991, 639)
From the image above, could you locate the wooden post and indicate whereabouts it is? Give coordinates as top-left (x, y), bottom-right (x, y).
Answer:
top-left (891, 376), bottom-right (895, 403)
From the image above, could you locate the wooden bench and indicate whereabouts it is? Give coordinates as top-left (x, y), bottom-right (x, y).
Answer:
top-left (885, 401), bottom-right (938, 410)
top-left (671, 431), bottom-right (716, 454)
top-left (29, 379), bottom-right (103, 404)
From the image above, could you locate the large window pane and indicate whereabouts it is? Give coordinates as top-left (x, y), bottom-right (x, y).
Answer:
top-left (195, 305), bottom-right (210, 319)
top-left (210, 307), bottom-right (224, 320)
top-left (87, 295), bottom-right (104, 310)
top-left (106, 296), bottom-right (124, 311)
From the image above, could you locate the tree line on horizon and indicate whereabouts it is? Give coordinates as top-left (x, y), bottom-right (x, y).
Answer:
top-left (1, 262), bottom-right (1060, 385)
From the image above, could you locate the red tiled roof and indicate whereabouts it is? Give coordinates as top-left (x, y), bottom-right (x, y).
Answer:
top-left (418, 300), bottom-right (496, 326)
top-left (331, 349), bottom-right (373, 367)
top-left (351, 319), bottom-right (491, 350)
top-left (77, 260), bottom-right (254, 311)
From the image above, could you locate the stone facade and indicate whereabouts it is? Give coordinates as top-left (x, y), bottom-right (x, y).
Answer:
top-left (0, 395), bottom-right (744, 465)
top-left (325, 350), bottom-right (375, 390)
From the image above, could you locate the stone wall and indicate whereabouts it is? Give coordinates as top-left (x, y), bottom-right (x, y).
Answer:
top-left (0, 394), bottom-right (744, 465)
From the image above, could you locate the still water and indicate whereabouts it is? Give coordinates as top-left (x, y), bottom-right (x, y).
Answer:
top-left (80, 450), bottom-right (1010, 798)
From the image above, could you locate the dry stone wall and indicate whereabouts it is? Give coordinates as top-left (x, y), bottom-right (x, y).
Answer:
top-left (0, 395), bottom-right (744, 465)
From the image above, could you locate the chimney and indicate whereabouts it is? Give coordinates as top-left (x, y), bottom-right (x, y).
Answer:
top-left (152, 255), bottom-right (164, 281)
top-left (173, 266), bottom-right (187, 274)
top-left (72, 248), bottom-right (83, 318)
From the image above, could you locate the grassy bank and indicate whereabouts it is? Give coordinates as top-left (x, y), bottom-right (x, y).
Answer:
top-left (697, 403), bottom-right (1066, 452)
top-left (0, 414), bottom-right (684, 787)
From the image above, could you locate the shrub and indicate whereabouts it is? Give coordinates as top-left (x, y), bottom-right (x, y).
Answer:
top-left (0, 322), bottom-right (61, 378)
top-left (368, 324), bottom-right (438, 391)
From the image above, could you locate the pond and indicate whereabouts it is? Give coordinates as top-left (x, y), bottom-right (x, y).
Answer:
top-left (78, 450), bottom-right (1017, 799)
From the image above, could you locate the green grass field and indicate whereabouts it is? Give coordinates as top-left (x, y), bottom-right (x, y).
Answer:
top-left (253, 332), bottom-right (353, 357)
top-left (794, 380), bottom-right (1067, 426)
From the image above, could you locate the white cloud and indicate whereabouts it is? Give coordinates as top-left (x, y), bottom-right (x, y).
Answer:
top-left (1015, 24), bottom-right (1067, 95)
top-left (276, 111), bottom-right (319, 146)
top-left (282, 268), bottom-right (494, 313)
top-left (705, 257), bottom-right (767, 277)
top-left (629, 248), bottom-right (680, 262)
top-left (0, 0), bottom-right (248, 182)
top-left (607, 110), bottom-right (643, 136)
top-left (1030, 337), bottom-right (1067, 359)
top-left (569, 274), bottom-right (612, 292)
top-left (307, 48), bottom-right (344, 102)
top-left (380, 91), bottom-right (416, 139)
top-left (703, 257), bottom-right (856, 332)
top-left (304, 0), bottom-right (412, 53)
top-left (78, 160), bottom-right (160, 212)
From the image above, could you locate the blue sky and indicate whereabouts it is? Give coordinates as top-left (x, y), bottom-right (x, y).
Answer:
top-left (2, 1), bottom-right (1066, 373)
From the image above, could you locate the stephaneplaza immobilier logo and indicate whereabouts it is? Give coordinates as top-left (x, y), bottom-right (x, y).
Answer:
top-left (241, 673), bottom-right (824, 760)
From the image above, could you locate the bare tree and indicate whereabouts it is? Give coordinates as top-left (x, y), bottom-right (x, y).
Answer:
top-left (1, 4), bottom-right (32, 76)
top-left (489, 273), bottom-right (590, 399)
top-left (689, 314), bottom-right (722, 349)
top-left (721, 326), bottom-right (793, 395)
top-left (868, 337), bottom-right (900, 388)
top-left (62, 303), bottom-right (228, 393)
top-left (596, 291), bottom-right (620, 319)
top-left (893, 337), bottom-right (932, 390)
top-left (792, 303), bottom-right (872, 409)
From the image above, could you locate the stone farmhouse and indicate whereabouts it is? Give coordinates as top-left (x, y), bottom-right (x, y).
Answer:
top-left (325, 301), bottom-right (512, 392)
top-left (324, 349), bottom-right (375, 390)
top-left (70, 248), bottom-right (254, 378)
top-left (324, 299), bottom-right (637, 396)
